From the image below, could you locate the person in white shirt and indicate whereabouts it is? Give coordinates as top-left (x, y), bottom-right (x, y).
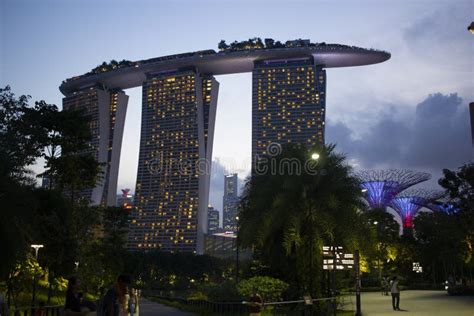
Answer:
top-left (390, 276), bottom-right (400, 311)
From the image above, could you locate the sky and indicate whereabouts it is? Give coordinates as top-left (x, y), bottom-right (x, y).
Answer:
top-left (1, 0), bottom-right (473, 219)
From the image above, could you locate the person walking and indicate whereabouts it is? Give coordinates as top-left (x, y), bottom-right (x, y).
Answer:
top-left (248, 292), bottom-right (263, 316)
top-left (128, 289), bottom-right (137, 316)
top-left (390, 276), bottom-right (400, 311)
top-left (65, 277), bottom-right (96, 316)
top-left (102, 275), bottom-right (131, 316)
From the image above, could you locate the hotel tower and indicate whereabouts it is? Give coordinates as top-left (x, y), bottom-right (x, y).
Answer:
top-left (59, 40), bottom-right (389, 254)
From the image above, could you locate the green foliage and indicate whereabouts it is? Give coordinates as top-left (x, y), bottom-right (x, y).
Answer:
top-left (0, 86), bottom-right (43, 182)
top-left (237, 276), bottom-right (288, 302)
top-left (239, 144), bottom-right (373, 297)
top-left (124, 251), bottom-right (232, 293)
top-left (202, 281), bottom-right (241, 301)
top-left (438, 163), bottom-right (474, 266)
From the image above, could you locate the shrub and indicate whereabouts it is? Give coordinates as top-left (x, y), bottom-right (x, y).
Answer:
top-left (237, 276), bottom-right (289, 302)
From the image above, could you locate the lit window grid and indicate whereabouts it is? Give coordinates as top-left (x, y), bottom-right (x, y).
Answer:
top-left (130, 71), bottom-right (213, 251)
top-left (252, 62), bottom-right (326, 163)
top-left (63, 88), bottom-right (118, 204)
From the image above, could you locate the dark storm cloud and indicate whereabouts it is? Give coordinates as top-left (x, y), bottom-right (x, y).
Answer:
top-left (326, 93), bottom-right (472, 173)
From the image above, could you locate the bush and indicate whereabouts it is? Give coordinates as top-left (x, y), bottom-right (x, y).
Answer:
top-left (237, 276), bottom-right (289, 302)
top-left (201, 281), bottom-right (241, 301)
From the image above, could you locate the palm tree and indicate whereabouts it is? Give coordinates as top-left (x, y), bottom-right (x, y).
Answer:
top-left (238, 143), bottom-right (373, 297)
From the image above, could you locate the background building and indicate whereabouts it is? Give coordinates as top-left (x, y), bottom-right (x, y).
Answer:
top-left (59, 42), bottom-right (389, 254)
top-left (223, 174), bottom-right (239, 232)
top-left (117, 188), bottom-right (134, 210)
top-left (62, 87), bottom-right (128, 206)
top-left (252, 57), bottom-right (326, 169)
top-left (128, 70), bottom-right (219, 253)
top-left (207, 205), bottom-right (219, 234)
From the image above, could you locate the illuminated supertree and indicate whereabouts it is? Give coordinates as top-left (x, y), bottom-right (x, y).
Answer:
top-left (356, 169), bottom-right (431, 210)
top-left (426, 198), bottom-right (459, 214)
top-left (389, 189), bottom-right (445, 234)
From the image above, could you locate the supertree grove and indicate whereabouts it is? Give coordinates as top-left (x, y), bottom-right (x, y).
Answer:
top-left (356, 169), bottom-right (431, 210)
top-left (389, 188), bottom-right (445, 234)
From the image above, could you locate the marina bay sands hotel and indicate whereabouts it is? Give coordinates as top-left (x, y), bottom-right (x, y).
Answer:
top-left (59, 39), bottom-right (390, 254)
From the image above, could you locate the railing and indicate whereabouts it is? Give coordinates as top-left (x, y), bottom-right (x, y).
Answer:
top-left (12, 305), bottom-right (63, 316)
top-left (147, 294), bottom-right (339, 316)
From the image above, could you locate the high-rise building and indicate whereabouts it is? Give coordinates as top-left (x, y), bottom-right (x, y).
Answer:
top-left (207, 205), bottom-right (219, 234)
top-left (62, 87), bottom-right (128, 206)
top-left (470, 102), bottom-right (474, 149)
top-left (60, 41), bottom-right (390, 254)
top-left (252, 57), bottom-right (326, 169)
top-left (128, 70), bottom-right (219, 253)
top-left (223, 174), bottom-right (239, 232)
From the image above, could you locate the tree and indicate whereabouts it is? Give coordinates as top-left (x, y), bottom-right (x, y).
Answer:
top-left (0, 86), bottom-right (104, 304)
top-left (239, 144), bottom-right (373, 297)
top-left (237, 276), bottom-right (288, 301)
top-left (414, 211), bottom-right (465, 284)
top-left (218, 40), bottom-right (228, 51)
top-left (0, 86), bottom-right (44, 183)
top-left (436, 163), bottom-right (474, 279)
top-left (439, 163), bottom-right (474, 259)
top-left (0, 86), bottom-right (45, 281)
top-left (264, 38), bottom-right (275, 48)
top-left (365, 208), bottom-right (400, 278)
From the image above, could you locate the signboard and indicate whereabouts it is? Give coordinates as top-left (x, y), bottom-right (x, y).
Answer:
top-left (413, 262), bottom-right (423, 273)
top-left (322, 246), bottom-right (354, 270)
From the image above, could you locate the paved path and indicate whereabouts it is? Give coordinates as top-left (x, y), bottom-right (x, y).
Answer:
top-left (342, 290), bottom-right (474, 316)
top-left (139, 298), bottom-right (197, 316)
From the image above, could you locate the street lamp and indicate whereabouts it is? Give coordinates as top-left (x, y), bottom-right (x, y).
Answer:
top-left (311, 153), bottom-right (320, 160)
top-left (235, 216), bottom-right (240, 282)
top-left (31, 244), bottom-right (44, 310)
top-left (31, 244), bottom-right (44, 259)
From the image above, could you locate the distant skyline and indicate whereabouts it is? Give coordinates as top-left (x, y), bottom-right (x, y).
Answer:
top-left (1, 0), bottom-right (473, 213)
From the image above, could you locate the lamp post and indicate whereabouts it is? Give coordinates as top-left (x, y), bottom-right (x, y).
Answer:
top-left (372, 221), bottom-right (383, 281)
top-left (309, 153), bottom-right (319, 301)
top-left (31, 244), bottom-right (44, 310)
top-left (235, 216), bottom-right (240, 282)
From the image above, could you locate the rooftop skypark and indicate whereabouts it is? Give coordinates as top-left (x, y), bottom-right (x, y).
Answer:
top-left (62, 38), bottom-right (390, 85)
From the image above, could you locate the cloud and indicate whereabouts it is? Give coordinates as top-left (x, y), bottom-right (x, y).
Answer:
top-left (327, 92), bottom-right (472, 177)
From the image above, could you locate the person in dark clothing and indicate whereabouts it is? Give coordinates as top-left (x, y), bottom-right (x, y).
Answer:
top-left (103, 275), bottom-right (132, 316)
top-left (248, 292), bottom-right (263, 316)
top-left (64, 277), bottom-right (88, 316)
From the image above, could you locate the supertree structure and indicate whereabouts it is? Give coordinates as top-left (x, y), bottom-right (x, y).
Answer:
top-left (426, 198), bottom-right (458, 214)
top-left (355, 169), bottom-right (431, 210)
top-left (389, 189), bottom-right (445, 233)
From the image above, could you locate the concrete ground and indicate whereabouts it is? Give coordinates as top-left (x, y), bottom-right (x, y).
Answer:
top-left (139, 298), bottom-right (197, 316)
top-left (342, 290), bottom-right (474, 316)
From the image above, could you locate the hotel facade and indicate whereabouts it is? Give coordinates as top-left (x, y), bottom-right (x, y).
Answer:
top-left (60, 41), bottom-right (390, 253)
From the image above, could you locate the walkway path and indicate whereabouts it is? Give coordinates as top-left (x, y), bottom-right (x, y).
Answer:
top-left (344, 290), bottom-right (474, 316)
top-left (139, 298), bottom-right (197, 316)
